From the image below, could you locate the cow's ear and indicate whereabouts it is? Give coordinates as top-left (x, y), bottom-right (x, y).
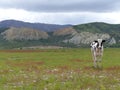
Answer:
top-left (94, 40), bottom-right (98, 43)
top-left (102, 40), bottom-right (106, 43)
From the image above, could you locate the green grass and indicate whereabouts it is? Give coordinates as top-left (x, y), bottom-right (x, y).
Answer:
top-left (0, 48), bottom-right (119, 90)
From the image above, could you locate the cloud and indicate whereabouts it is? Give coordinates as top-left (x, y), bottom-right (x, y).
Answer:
top-left (0, 0), bottom-right (120, 12)
top-left (1, 0), bottom-right (120, 24)
top-left (1, 8), bottom-right (120, 25)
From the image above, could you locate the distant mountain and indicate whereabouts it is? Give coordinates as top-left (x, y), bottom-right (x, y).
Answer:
top-left (0, 20), bottom-right (71, 32)
top-left (0, 20), bottom-right (120, 49)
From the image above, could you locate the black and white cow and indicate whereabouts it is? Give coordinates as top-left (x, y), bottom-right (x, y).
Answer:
top-left (90, 39), bottom-right (105, 68)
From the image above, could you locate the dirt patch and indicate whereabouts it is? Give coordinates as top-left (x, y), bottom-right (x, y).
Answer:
top-left (0, 50), bottom-right (46, 53)
top-left (0, 69), bottom-right (10, 74)
top-left (105, 66), bottom-right (120, 71)
top-left (71, 59), bottom-right (84, 62)
top-left (46, 65), bottom-right (70, 74)
top-left (6, 61), bottom-right (44, 67)
top-left (84, 66), bottom-right (92, 70)
top-left (71, 59), bottom-right (92, 63)
top-left (58, 65), bottom-right (70, 70)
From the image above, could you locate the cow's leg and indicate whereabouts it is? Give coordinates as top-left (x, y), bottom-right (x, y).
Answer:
top-left (98, 58), bottom-right (102, 69)
top-left (91, 48), bottom-right (97, 68)
top-left (94, 58), bottom-right (97, 68)
top-left (93, 52), bottom-right (97, 68)
top-left (98, 51), bottom-right (103, 69)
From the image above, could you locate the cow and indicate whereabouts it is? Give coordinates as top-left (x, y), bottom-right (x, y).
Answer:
top-left (90, 39), bottom-right (106, 68)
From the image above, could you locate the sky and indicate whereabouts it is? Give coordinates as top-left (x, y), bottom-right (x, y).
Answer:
top-left (0, 0), bottom-right (120, 25)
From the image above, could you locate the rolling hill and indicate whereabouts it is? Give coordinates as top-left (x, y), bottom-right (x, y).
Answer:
top-left (0, 20), bottom-right (120, 49)
top-left (0, 20), bottom-right (71, 32)
top-left (1, 27), bottom-right (49, 40)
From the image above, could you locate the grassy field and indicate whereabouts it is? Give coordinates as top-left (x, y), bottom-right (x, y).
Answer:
top-left (0, 48), bottom-right (119, 90)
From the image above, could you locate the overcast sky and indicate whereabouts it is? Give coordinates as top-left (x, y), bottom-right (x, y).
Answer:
top-left (0, 0), bottom-right (120, 25)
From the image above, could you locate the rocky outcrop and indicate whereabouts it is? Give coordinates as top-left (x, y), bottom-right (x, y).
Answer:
top-left (108, 37), bottom-right (116, 45)
top-left (53, 27), bottom-right (77, 36)
top-left (63, 32), bottom-right (111, 45)
top-left (1, 27), bottom-right (49, 40)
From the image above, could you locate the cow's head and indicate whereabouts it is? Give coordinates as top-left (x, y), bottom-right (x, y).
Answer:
top-left (94, 39), bottom-right (105, 49)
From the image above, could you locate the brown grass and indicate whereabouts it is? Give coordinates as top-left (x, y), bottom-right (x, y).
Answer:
top-left (0, 49), bottom-right (65, 53)
top-left (105, 66), bottom-right (120, 71)
top-left (6, 61), bottom-right (44, 67)
top-left (71, 59), bottom-right (92, 63)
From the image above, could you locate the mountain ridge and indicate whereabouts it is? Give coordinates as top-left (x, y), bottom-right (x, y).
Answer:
top-left (0, 20), bottom-right (72, 32)
top-left (0, 20), bottom-right (120, 49)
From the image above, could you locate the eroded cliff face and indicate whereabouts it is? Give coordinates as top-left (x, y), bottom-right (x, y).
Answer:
top-left (108, 37), bottom-right (116, 45)
top-left (63, 32), bottom-right (111, 45)
top-left (53, 27), bottom-right (117, 45)
top-left (53, 27), bottom-right (77, 36)
top-left (1, 27), bottom-right (49, 40)
top-left (0, 26), bottom-right (118, 48)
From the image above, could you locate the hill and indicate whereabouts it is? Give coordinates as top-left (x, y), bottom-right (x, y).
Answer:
top-left (1, 27), bottom-right (49, 40)
top-left (71, 22), bottom-right (120, 46)
top-left (0, 20), bottom-right (120, 49)
top-left (0, 20), bottom-right (71, 32)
